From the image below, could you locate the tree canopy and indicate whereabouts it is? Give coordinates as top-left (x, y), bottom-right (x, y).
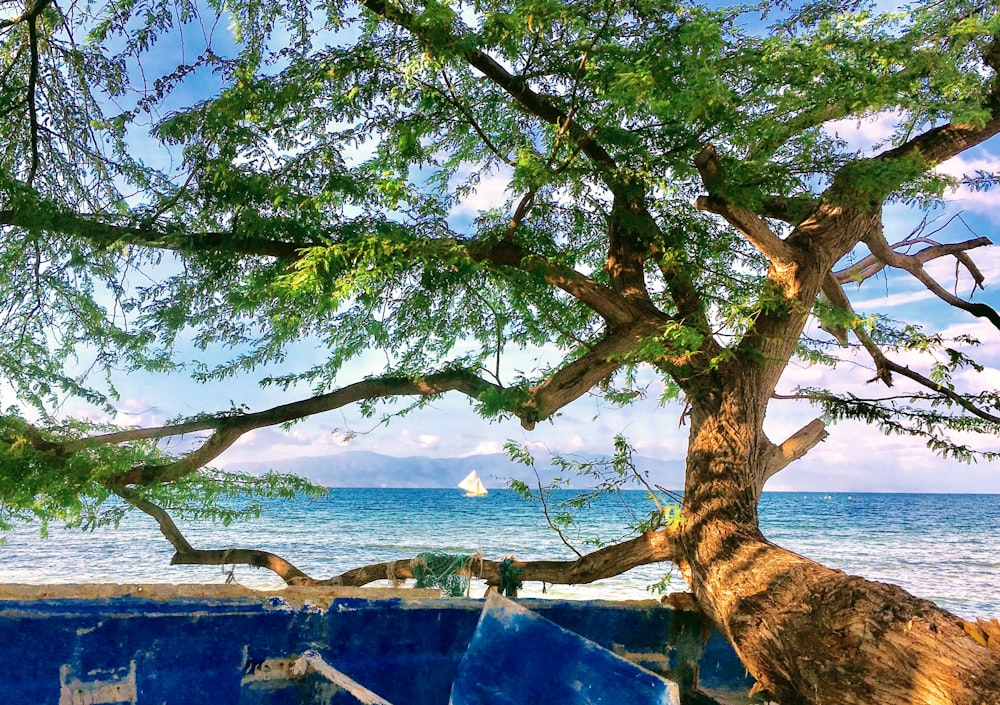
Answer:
top-left (3, 0), bottom-right (1000, 700)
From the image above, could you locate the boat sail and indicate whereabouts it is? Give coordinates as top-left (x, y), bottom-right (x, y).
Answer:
top-left (458, 470), bottom-right (488, 497)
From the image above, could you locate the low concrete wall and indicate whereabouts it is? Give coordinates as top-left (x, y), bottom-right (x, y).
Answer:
top-left (0, 584), bottom-right (753, 704)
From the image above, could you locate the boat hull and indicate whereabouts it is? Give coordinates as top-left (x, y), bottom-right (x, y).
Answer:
top-left (0, 584), bottom-right (752, 704)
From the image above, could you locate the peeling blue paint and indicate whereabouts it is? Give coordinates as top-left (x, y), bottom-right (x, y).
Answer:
top-left (0, 586), bottom-right (754, 704)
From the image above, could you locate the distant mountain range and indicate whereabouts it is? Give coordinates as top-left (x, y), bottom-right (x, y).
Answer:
top-left (231, 450), bottom-right (685, 490)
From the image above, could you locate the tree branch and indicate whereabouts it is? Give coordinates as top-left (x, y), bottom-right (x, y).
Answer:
top-left (0, 205), bottom-right (305, 260)
top-left (524, 318), bottom-right (671, 427)
top-left (25, 12), bottom-right (42, 186)
top-left (759, 195), bottom-right (821, 226)
top-left (358, 0), bottom-right (618, 177)
top-left (694, 145), bottom-right (799, 266)
top-left (119, 490), bottom-right (313, 583)
top-left (466, 237), bottom-right (643, 325)
top-left (859, 37), bottom-right (1000, 199)
top-left (113, 488), bottom-right (195, 554)
top-left (861, 229), bottom-right (1000, 330)
top-left (757, 418), bottom-right (828, 492)
top-left (170, 548), bottom-right (314, 582)
top-left (98, 371), bottom-right (508, 487)
top-left (41, 336), bottom-right (675, 486)
top-left (119, 484), bottom-right (676, 591)
top-left (318, 527), bottom-right (677, 590)
top-left (0, 0), bottom-right (52, 30)
top-left (818, 274), bottom-right (1000, 426)
top-left (834, 230), bottom-right (992, 291)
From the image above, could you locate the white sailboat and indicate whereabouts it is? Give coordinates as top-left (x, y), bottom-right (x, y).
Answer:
top-left (458, 470), bottom-right (488, 497)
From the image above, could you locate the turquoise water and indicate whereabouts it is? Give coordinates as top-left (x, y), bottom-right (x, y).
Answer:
top-left (1, 490), bottom-right (998, 618)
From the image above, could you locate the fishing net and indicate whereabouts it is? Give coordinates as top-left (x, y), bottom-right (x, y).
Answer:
top-left (411, 552), bottom-right (478, 597)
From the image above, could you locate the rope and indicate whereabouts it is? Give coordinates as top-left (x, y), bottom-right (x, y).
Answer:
top-left (411, 552), bottom-right (474, 597)
top-left (497, 557), bottom-right (523, 598)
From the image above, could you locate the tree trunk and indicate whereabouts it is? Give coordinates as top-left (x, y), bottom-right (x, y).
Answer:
top-left (676, 391), bottom-right (1000, 705)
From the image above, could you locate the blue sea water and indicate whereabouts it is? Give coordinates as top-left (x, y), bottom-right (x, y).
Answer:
top-left (1, 490), bottom-right (997, 618)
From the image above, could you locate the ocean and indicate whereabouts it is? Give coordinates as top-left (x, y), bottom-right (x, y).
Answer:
top-left (1, 489), bottom-right (998, 619)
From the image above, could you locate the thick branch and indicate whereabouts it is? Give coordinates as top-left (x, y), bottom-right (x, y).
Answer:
top-left (0, 206), bottom-right (304, 260)
top-left (759, 195), bottom-right (821, 226)
top-left (468, 238), bottom-right (642, 325)
top-left (170, 549), bottom-right (314, 582)
top-left (1, 199), bottom-right (648, 330)
top-left (25, 13), bottom-right (41, 185)
top-left (65, 372), bottom-right (502, 453)
top-left (606, 189), bottom-right (657, 307)
top-left (319, 527), bottom-right (678, 589)
top-left (874, 117), bottom-right (1000, 185)
top-left (114, 489), bottom-right (194, 553)
top-left (524, 318), bottom-right (670, 426)
top-left (694, 146), bottom-right (799, 266)
top-left (0, 0), bottom-right (52, 29)
top-left (860, 38), bottom-right (1000, 198)
top-left (54, 337), bottom-right (672, 486)
top-left (360, 0), bottom-right (691, 325)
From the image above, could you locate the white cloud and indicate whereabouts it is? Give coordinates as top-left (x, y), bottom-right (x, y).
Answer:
top-left (824, 111), bottom-right (904, 154)
top-left (447, 165), bottom-right (515, 223)
top-left (414, 433), bottom-right (441, 449)
top-left (467, 441), bottom-right (505, 456)
top-left (934, 152), bottom-right (1000, 222)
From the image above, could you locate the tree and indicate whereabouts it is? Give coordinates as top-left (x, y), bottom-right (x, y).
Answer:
top-left (2, 0), bottom-right (1000, 701)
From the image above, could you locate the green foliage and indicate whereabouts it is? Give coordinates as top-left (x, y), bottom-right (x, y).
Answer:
top-left (506, 436), bottom-right (681, 554)
top-left (0, 411), bottom-right (326, 534)
top-left (0, 0), bottom-right (997, 541)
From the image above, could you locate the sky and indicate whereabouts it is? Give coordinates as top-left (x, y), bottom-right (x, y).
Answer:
top-left (20, 6), bottom-right (1000, 494)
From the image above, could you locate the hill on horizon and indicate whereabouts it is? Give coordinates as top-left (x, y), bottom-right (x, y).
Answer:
top-left (230, 450), bottom-right (686, 491)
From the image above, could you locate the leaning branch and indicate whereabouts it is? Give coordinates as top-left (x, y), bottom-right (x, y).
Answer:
top-left (316, 527), bottom-right (678, 590)
top-left (694, 145), bottom-right (799, 266)
top-left (121, 491), bottom-right (313, 583)
top-left (121, 489), bottom-right (677, 590)
top-left (100, 371), bottom-right (507, 487)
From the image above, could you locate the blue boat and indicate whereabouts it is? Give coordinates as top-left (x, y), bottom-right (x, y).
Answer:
top-left (0, 584), bottom-right (754, 704)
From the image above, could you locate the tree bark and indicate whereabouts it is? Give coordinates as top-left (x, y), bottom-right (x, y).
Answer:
top-left (675, 387), bottom-right (1000, 705)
